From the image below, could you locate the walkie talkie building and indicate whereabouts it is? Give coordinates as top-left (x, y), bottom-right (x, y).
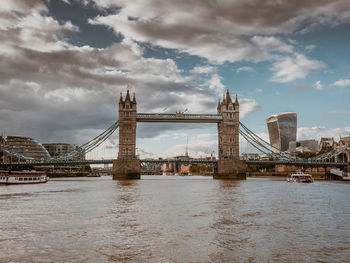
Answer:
top-left (266, 112), bottom-right (297, 152)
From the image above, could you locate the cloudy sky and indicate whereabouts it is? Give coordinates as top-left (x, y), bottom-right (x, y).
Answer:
top-left (1, 0), bottom-right (349, 159)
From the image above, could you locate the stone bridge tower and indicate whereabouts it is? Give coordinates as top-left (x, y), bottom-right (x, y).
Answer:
top-left (217, 89), bottom-right (239, 160)
top-left (215, 90), bottom-right (246, 179)
top-left (118, 90), bottom-right (137, 159)
top-left (112, 90), bottom-right (141, 179)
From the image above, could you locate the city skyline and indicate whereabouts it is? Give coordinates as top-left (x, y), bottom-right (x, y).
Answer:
top-left (1, 0), bottom-right (350, 159)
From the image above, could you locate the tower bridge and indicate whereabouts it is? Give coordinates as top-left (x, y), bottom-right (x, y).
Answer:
top-left (114, 89), bottom-right (245, 179)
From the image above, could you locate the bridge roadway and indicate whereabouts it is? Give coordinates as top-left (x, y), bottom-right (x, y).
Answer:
top-left (0, 159), bottom-right (347, 168)
top-left (136, 113), bottom-right (223, 123)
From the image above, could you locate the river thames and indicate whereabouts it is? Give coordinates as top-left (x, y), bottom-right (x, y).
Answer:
top-left (1, 176), bottom-right (350, 262)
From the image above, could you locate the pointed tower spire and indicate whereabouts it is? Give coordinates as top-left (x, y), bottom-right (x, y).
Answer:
top-left (119, 92), bottom-right (123, 103)
top-left (226, 89), bottom-right (232, 103)
top-left (125, 89), bottom-right (131, 102)
top-left (132, 92), bottom-right (136, 103)
top-left (235, 93), bottom-right (239, 106)
top-left (217, 98), bottom-right (221, 113)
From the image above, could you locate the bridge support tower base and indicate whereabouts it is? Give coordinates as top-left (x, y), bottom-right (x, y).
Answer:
top-left (214, 160), bottom-right (247, 180)
top-left (112, 159), bottom-right (141, 180)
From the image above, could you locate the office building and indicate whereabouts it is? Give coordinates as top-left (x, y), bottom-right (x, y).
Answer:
top-left (266, 112), bottom-right (297, 152)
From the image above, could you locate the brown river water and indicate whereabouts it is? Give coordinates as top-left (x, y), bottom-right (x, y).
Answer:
top-left (1, 176), bottom-right (350, 263)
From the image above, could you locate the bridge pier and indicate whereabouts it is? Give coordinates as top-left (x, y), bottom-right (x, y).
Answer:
top-left (112, 159), bottom-right (141, 180)
top-left (214, 160), bottom-right (247, 180)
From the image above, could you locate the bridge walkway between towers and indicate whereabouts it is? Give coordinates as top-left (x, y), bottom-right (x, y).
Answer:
top-left (136, 113), bottom-right (223, 123)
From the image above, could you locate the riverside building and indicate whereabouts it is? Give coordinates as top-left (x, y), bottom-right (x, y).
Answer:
top-left (0, 135), bottom-right (50, 162)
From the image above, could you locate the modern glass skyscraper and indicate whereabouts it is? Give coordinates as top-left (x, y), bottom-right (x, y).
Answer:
top-left (266, 112), bottom-right (297, 152)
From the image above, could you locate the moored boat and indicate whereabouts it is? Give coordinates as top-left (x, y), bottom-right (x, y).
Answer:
top-left (0, 170), bottom-right (49, 184)
top-left (287, 172), bottom-right (314, 183)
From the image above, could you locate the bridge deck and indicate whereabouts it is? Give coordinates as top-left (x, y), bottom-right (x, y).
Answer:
top-left (136, 113), bottom-right (223, 123)
top-left (0, 159), bottom-right (346, 167)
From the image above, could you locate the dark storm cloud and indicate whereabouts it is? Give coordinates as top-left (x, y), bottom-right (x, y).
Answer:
top-left (93, 0), bottom-right (350, 36)
top-left (0, 0), bottom-right (260, 147)
top-left (0, 46), bottom-right (131, 91)
top-left (90, 0), bottom-right (349, 81)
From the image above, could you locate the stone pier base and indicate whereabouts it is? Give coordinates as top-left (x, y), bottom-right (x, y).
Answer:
top-left (214, 160), bottom-right (247, 180)
top-left (112, 159), bottom-right (141, 180)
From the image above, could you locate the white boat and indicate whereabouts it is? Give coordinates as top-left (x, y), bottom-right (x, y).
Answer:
top-left (287, 172), bottom-right (314, 183)
top-left (0, 170), bottom-right (49, 185)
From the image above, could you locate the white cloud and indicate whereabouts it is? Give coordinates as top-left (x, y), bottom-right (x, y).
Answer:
top-left (291, 80), bottom-right (324, 91)
top-left (312, 80), bottom-right (324, 90)
top-left (239, 98), bottom-right (261, 119)
top-left (270, 54), bottom-right (325, 83)
top-left (207, 74), bottom-right (226, 96)
top-left (251, 36), bottom-right (293, 53)
top-left (190, 65), bottom-right (216, 74)
top-left (165, 140), bottom-right (217, 158)
top-left (305, 44), bottom-right (316, 51)
top-left (297, 126), bottom-right (350, 141)
top-left (0, 0), bottom-right (48, 14)
top-left (236, 66), bottom-right (254, 73)
top-left (331, 79), bottom-right (350, 87)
